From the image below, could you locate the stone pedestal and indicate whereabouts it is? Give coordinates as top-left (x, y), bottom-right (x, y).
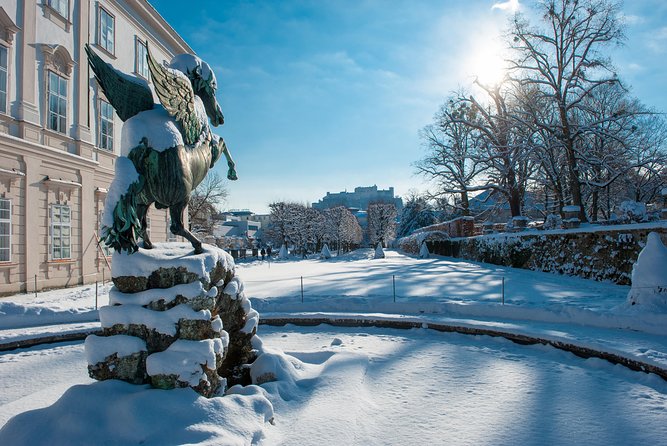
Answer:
top-left (562, 205), bottom-right (581, 229)
top-left (85, 243), bottom-right (259, 397)
top-left (512, 216), bottom-right (529, 232)
top-left (482, 221), bottom-right (494, 235)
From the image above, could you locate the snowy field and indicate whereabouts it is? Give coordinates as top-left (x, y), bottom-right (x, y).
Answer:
top-left (1, 248), bottom-right (667, 445)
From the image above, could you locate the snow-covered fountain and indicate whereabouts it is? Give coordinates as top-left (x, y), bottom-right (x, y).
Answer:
top-left (82, 45), bottom-right (258, 396)
top-left (85, 243), bottom-right (259, 396)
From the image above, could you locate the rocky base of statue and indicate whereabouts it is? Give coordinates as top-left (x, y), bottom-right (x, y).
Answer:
top-left (85, 243), bottom-right (259, 397)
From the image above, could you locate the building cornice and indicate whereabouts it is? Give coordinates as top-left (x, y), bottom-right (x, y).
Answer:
top-left (109, 0), bottom-right (194, 56)
top-left (0, 132), bottom-right (100, 170)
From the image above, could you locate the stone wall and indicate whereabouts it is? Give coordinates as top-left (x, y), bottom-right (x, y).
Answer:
top-left (417, 224), bottom-right (667, 285)
top-left (414, 216), bottom-right (476, 238)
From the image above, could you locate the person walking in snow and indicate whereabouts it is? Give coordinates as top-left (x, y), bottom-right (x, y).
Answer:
top-left (260, 248), bottom-right (266, 261)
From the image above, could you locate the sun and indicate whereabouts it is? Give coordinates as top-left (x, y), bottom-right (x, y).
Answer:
top-left (466, 38), bottom-right (507, 86)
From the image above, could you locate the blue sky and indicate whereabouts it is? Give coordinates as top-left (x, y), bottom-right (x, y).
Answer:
top-left (150, 0), bottom-right (667, 214)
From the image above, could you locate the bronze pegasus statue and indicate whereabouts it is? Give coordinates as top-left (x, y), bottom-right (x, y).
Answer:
top-left (86, 44), bottom-right (237, 254)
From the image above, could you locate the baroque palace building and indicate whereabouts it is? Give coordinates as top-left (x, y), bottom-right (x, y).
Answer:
top-left (0, 0), bottom-right (191, 294)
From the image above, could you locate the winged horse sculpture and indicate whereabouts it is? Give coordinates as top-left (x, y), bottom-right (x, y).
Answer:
top-left (86, 44), bottom-right (237, 255)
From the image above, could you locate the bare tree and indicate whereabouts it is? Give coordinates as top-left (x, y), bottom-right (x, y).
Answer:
top-left (188, 172), bottom-right (228, 234)
top-left (509, 0), bottom-right (625, 221)
top-left (417, 95), bottom-right (488, 215)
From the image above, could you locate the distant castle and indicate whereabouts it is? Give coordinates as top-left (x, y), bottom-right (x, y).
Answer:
top-left (312, 185), bottom-right (403, 211)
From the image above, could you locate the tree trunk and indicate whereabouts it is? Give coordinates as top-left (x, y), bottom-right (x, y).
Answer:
top-left (460, 191), bottom-right (470, 216)
top-left (591, 190), bottom-right (599, 222)
top-left (558, 105), bottom-right (587, 222)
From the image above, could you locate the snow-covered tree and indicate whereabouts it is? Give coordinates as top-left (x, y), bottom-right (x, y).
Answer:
top-left (508, 0), bottom-right (625, 221)
top-left (367, 203), bottom-right (397, 247)
top-left (396, 194), bottom-right (436, 238)
top-left (323, 206), bottom-right (362, 254)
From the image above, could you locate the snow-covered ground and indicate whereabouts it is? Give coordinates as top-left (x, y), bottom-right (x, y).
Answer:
top-left (1, 248), bottom-right (667, 445)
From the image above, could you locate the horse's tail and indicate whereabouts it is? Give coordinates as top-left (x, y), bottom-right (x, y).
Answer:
top-left (101, 146), bottom-right (150, 254)
top-left (101, 177), bottom-right (146, 254)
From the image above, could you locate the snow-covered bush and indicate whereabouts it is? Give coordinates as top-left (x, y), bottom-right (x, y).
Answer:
top-left (419, 241), bottom-right (430, 259)
top-left (320, 243), bottom-right (332, 259)
top-left (627, 232), bottom-right (667, 310)
top-left (616, 201), bottom-right (648, 223)
top-left (374, 243), bottom-right (385, 259)
top-left (543, 213), bottom-right (562, 230)
top-left (278, 244), bottom-right (288, 259)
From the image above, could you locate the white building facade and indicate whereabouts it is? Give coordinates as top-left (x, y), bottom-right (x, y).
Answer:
top-left (0, 0), bottom-right (192, 294)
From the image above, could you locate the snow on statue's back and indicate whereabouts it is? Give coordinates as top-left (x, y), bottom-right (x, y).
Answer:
top-left (628, 232), bottom-right (667, 310)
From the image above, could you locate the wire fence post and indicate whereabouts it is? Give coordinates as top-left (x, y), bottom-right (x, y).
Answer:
top-left (300, 276), bottom-right (304, 303)
top-left (95, 280), bottom-right (99, 310)
top-left (34, 274), bottom-right (37, 298)
top-left (393, 275), bottom-right (396, 303)
top-left (502, 276), bottom-right (505, 305)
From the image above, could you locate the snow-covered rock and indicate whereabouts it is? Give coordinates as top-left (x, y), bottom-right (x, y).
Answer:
top-left (628, 232), bottom-right (667, 310)
top-left (86, 243), bottom-right (258, 396)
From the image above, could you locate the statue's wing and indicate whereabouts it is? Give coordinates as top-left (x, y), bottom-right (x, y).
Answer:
top-left (146, 46), bottom-right (201, 146)
top-left (85, 44), bottom-right (154, 122)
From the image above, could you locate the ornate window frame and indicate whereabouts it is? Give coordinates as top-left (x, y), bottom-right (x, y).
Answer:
top-left (41, 45), bottom-right (73, 135)
top-left (50, 203), bottom-right (71, 260)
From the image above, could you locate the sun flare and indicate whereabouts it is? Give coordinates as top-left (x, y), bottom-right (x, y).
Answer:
top-left (466, 39), bottom-right (507, 86)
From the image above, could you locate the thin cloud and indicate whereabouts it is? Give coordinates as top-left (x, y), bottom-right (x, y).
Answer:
top-left (647, 27), bottom-right (667, 53)
top-left (491, 0), bottom-right (520, 12)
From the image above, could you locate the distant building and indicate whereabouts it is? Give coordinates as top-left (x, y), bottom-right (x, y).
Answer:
top-left (312, 185), bottom-right (403, 211)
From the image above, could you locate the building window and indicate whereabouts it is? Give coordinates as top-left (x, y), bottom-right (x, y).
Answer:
top-left (0, 46), bottom-right (7, 114)
top-left (47, 71), bottom-right (67, 133)
top-left (98, 7), bottom-right (114, 54)
top-left (49, 0), bottom-right (69, 19)
top-left (98, 99), bottom-right (113, 151)
top-left (0, 199), bottom-right (10, 262)
top-left (135, 38), bottom-right (148, 78)
top-left (51, 204), bottom-right (71, 259)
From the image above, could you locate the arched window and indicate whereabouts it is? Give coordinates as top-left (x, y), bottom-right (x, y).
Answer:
top-left (41, 45), bottom-right (74, 134)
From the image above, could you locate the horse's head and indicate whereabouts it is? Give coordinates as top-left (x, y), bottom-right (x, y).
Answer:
top-left (169, 54), bottom-right (225, 127)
